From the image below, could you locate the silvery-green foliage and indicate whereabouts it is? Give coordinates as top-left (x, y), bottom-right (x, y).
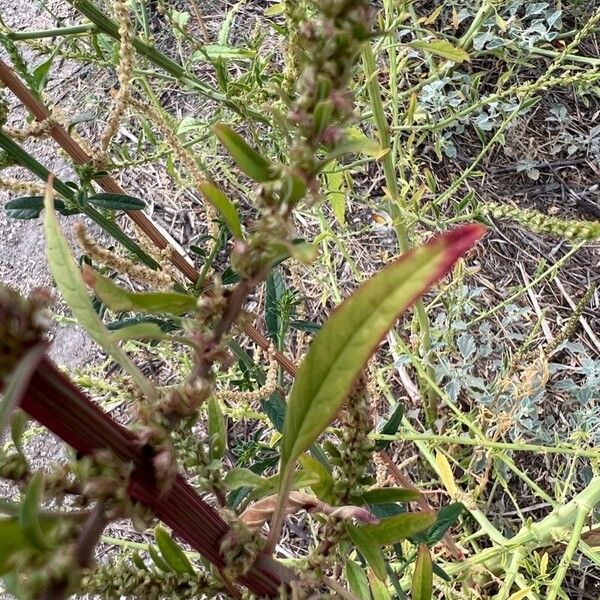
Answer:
top-left (424, 287), bottom-right (599, 446)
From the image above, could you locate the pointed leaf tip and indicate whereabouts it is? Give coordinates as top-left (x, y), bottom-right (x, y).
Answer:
top-left (280, 224), bottom-right (485, 468)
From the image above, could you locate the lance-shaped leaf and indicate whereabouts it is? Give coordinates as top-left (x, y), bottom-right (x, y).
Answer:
top-left (19, 473), bottom-right (50, 550)
top-left (43, 186), bottom-right (156, 401)
top-left (154, 526), bottom-right (195, 574)
top-left (408, 40), bottom-right (470, 63)
top-left (207, 397), bottom-right (227, 460)
top-left (280, 224), bottom-right (486, 468)
top-left (5, 196), bottom-right (78, 219)
top-left (82, 267), bottom-right (196, 316)
top-left (417, 502), bottom-right (465, 546)
top-left (347, 524), bottom-right (387, 582)
top-left (412, 544), bottom-right (433, 600)
top-left (357, 512), bottom-right (436, 546)
top-left (345, 560), bottom-right (371, 599)
top-left (213, 124), bottom-right (275, 182)
top-left (198, 183), bottom-right (244, 239)
top-left (87, 193), bottom-right (146, 211)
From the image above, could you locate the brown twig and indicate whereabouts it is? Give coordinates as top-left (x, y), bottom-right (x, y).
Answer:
top-left (0, 57), bottom-right (298, 378)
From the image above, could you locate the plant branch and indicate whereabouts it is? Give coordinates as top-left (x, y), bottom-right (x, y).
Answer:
top-left (0, 57), bottom-right (298, 377)
top-left (15, 356), bottom-right (294, 596)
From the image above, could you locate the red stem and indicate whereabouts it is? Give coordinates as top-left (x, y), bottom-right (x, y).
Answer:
top-left (20, 357), bottom-right (293, 597)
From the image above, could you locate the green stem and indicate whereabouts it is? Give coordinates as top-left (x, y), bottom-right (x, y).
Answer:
top-left (545, 506), bottom-right (590, 600)
top-left (529, 46), bottom-right (600, 66)
top-left (8, 23), bottom-right (97, 40)
top-left (496, 547), bottom-right (527, 600)
top-left (458, 2), bottom-right (494, 50)
top-left (266, 465), bottom-right (294, 554)
top-left (444, 477), bottom-right (600, 576)
top-left (0, 129), bottom-right (159, 269)
top-left (371, 431), bottom-right (599, 459)
top-left (362, 43), bottom-right (437, 423)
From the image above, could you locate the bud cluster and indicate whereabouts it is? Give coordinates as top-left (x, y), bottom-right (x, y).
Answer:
top-left (0, 284), bottom-right (51, 378)
top-left (81, 558), bottom-right (221, 599)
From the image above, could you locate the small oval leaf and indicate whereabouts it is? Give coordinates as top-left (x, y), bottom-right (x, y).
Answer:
top-left (213, 124), bottom-right (275, 182)
top-left (154, 526), bottom-right (195, 574)
top-left (198, 183), bottom-right (244, 239)
top-left (87, 193), bottom-right (146, 211)
top-left (280, 225), bottom-right (486, 468)
top-left (412, 544), bottom-right (433, 600)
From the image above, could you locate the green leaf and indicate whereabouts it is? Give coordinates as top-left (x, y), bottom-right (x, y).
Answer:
top-left (154, 527), bottom-right (195, 574)
top-left (278, 171), bottom-right (307, 205)
top-left (43, 189), bottom-right (156, 401)
top-left (82, 267), bottom-right (196, 316)
top-left (357, 512), bottom-right (436, 546)
top-left (346, 560), bottom-right (372, 599)
top-left (375, 403), bottom-right (404, 450)
top-left (110, 322), bottom-right (166, 341)
top-left (412, 544), bottom-right (433, 600)
top-left (223, 468), bottom-right (265, 490)
top-left (325, 167), bottom-right (346, 226)
top-left (87, 193), bottom-right (146, 211)
top-left (213, 124), bottom-right (275, 182)
top-left (32, 55), bottom-right (54, 94)
top-left (198, 183), bottom-right (244, 239)
top-left (5, 196), bottom-right (77, 219)
top-left (369, 574), bottom-right (392, 600)
top-left (147, 543), bottom-right (173, 572)
top-left (19, 473), bottom-right (50, 550)
top-left (248, 469), bottom-right (319, 502)
top-left (347, 524), bottom-right (387, 582)
top-left (5, 196), bottom-right (44, 219)
top-left (0, 345), bottom-right (45, 441)
top-left (280, 225), bottom-right (486, 468)
top-left (223, 468), bottom-right (319, 501)
top-left (265, 270), bottom-right (285, 343)
top-left (132, 551), bottom-right (148, 571)
top-left (0, 519), bottom-right (29, 575)
top-left (408, 40), bottom-right (470, 63)
top-left (193, 44), bottom-right (256, 62)
top-left (299, 455), bottom-right (336, 504)
top-left (10, 410), bottom-right (28, 453)
top-left (432, 563), bottom-right (451, 582)
top-left (422, 502), bottom-right (465, 545)
top-left (314, 99), bottom-right (334, 135)
top-left (264, 3), bottom-right (284, 16)
top-left (207, 398), bottom-right (227, 460)
top-left (361, 488), bottom-right (421, 505)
